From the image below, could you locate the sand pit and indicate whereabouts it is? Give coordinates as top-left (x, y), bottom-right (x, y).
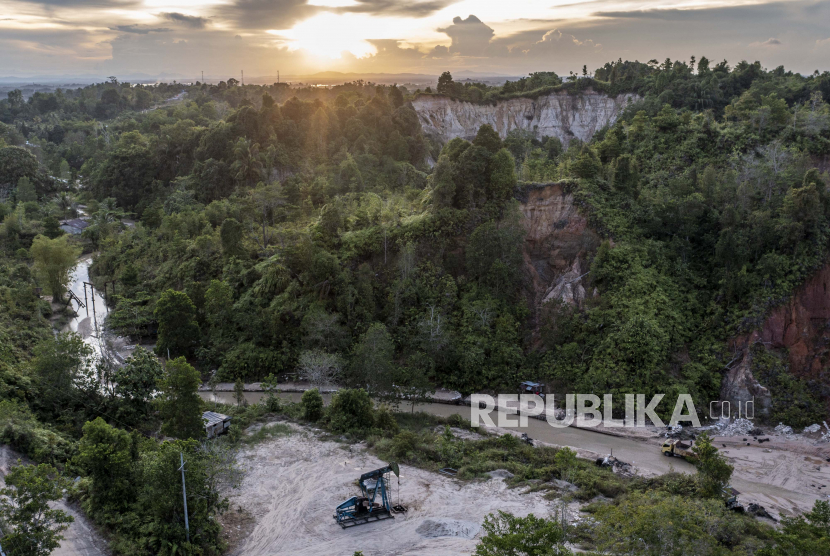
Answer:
top-left (713, 437), bottom-right (828, 518)
top-left (223, 425), bottom-right (561, 556)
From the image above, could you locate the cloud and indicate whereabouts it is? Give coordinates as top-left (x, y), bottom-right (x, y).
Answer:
top-left (750, 37), bottom-right (782, 46)
top-left (159, 12), bottom-right (209, 29)
top-left (216, 0), bottom-right (316, 31)
top-left (111, 24), bottom-right (171, 34)
top-left (12, 0), bottom-right (136, 6)
top-left (529, 28), bottom-right (601, 54)
top-left (438, 15), bottom-right (495, 56)
top-left (335, 0), bottom-right (457, 17)
top-left (366, 39), bottom-right (425, 59)
top-left (817, 37), bottom-right (830, 47)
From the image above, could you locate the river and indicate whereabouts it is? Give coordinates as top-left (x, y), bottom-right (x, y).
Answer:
top-left (200, 390), bottom-right (695, 475)
top-left (63, 256), bottom-right (108, 349)
top-left (64, 254), bottom-right (137, 366)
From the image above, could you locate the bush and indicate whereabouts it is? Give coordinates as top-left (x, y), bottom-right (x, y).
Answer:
top-left (328, 388), bottom-right (374, 432)
top-left (391, 431), bottom-right (419, 459)
top-left (475, 511), bottom-right (571, 556)
top-left (0, 400), bottom-right (75, 463)
top-left (301, 388), bottom-right (324, 421)
top-left (374, 405), bottom-right (399, 435)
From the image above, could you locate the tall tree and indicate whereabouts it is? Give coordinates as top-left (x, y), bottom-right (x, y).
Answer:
top-left (0, 463), bottom-right (74, 556)
top-left (350, 322), bottom-right (396, 397)
top-left (437, 71), bottom-right (454, 95)
top-left (473, 124), bottom-right (503, 154)
top-left (113, 347), bottom-right (165, 416)
top-left (159, 357), bottom-right (204, 439)
top-left (30, 234), bottom-right (80, 302)
top-left (75, 417), bottom-right (137, 513)
top-left (693, 432), bottom-right (734, 498)
top-left (154, 289), bottom-right (200, 358)
top-left (16, 176), bottom-right (36, 203)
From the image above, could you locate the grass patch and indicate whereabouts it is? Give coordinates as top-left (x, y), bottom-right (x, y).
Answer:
top-left (241, 422), bottom-right (293, 445)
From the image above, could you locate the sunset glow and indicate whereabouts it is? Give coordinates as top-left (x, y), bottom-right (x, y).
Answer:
top-left (0, 0), bottom-right (828, 77)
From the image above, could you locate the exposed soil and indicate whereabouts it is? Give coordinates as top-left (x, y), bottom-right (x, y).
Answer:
top-left (223, 424), bottom-right (566, 556)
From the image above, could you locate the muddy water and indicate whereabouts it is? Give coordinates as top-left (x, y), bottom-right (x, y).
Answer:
top-left (200, 391), bottom-right (696, 475)
top-left (63, 253), bottom-right (144, 368)
top-left (62, 254), bottom-right (114, 365)
top-left (63, 255), bottom-right (108, 342)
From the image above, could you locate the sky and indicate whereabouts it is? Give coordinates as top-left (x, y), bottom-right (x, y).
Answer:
top-left (2, 0), bottom-right (830, 80)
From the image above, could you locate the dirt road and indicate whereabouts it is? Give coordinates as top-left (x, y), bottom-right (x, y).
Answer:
top-left (0, 446), bottom-right (109, 556)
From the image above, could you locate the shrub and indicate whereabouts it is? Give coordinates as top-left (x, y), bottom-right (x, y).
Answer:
top-left (328, 388), bottom-right (374, 432)
top-left (391, 431), bottom-right (418, 459)
top-left (301, 388), bottom-right (324, 421)
top-left (0, 400), bottom-right (75, 463)
top-left (374, 405), bottom-right (399, 435)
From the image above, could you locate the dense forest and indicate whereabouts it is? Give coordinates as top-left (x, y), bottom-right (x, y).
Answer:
top-left (2, 58), bottom-right (830, 555)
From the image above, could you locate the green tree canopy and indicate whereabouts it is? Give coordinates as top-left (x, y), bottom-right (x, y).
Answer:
top-left (0, 462), bottom-right (73, 556)
top-left (75, 417), bottom-right (137, 513)
top-left (158, 357), bottom-right (204, 439)
top-left (475, 511), bottom-right (571, 556)
top-left (154, 289), bottom-right (200, 358)
top-left (30, 234), bottom-right (79, 302)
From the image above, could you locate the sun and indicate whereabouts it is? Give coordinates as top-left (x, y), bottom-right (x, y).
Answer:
top-left (280, 13), bottom-right (377, 60)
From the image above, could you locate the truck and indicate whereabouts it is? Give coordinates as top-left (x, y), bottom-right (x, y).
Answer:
top-left (661, 439), bottom-right (696, 458)
top-left (519, 381), bottom-right (546, 400)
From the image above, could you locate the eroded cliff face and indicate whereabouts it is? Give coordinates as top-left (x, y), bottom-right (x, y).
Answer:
top-left (518, 183), bottom-right (601, 338)
top-left (723, 263), bottom-right (830, 415)
top-left (412, 90), bottom-right (640, 146)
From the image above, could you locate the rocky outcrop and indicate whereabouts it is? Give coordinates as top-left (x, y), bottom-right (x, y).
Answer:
top-left (411, 90), bottom-right (640, 146)
top-left (518, 182), bottom-right (601, 338)
top-left (720, 350), bottom-right (772, 418)
top-left (723, 262), bottom-right (830, 414)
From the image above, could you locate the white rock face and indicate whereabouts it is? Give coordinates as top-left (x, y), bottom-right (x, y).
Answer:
top-left (411, 90), bottom-right (640, 145)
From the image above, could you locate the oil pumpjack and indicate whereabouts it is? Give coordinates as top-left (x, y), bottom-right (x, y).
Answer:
top-left (334, 462), bottom-right (402, 528)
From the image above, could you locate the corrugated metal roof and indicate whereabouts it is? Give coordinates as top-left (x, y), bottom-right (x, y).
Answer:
top-left (203, 411), bottom-right (231, 427)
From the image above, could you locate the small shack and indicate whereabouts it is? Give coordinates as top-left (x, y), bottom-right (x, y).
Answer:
top-left (203, 411), bottom-right (232, 439)
top-left (59, 218), bottom-right (90, 235)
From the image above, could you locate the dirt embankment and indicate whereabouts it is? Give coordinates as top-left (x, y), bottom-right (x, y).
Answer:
top-left (723, 261), bottom-right (830, 413)
top-left (519, 182), bottom-right (602, 341)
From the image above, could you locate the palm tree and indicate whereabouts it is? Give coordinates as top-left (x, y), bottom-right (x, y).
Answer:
top-left (230, 137), bottom-right (263, 187)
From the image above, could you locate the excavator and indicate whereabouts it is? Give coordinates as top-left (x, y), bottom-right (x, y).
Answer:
top-left (334, 462), bottom-right (402, 528)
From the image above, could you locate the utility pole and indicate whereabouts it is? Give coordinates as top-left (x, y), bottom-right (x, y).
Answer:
top-left (201, 70), bottom-right (204, 83)
top-left (179, 452), bottom-right (191, 544)
top-left (277, 70), bottom-right (279, 84)
top-left (241, 70), bottom-right (244, 86)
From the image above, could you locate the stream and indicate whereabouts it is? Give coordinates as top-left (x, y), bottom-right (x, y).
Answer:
top-left (63, 254), bottom-right (135, 366)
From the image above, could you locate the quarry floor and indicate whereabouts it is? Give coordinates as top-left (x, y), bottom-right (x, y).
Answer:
top-left (221, 423), bottom-right (577, 556)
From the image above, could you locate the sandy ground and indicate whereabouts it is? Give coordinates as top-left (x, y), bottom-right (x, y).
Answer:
top-left (713, 436), bottom-right (827, 518)
top-left (0, 446), bottom-right (109, 556)
top-left (223, 424), bottom-right (573, 556)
